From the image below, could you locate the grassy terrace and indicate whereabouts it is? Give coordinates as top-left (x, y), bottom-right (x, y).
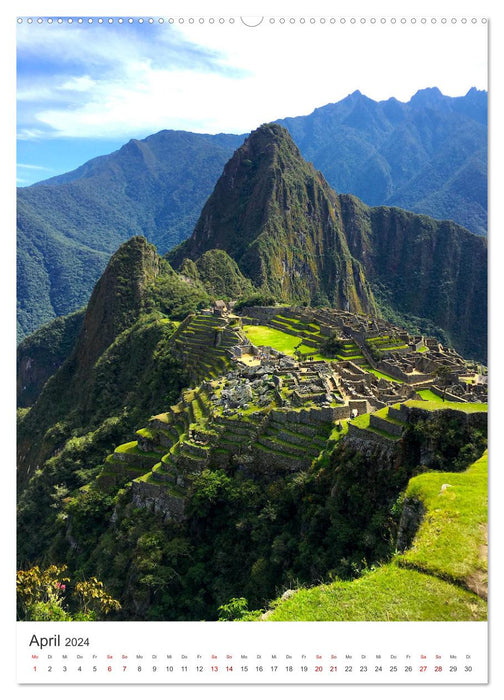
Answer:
top-left (366, 335), bottom-right (408, 351)
top-left (367, 368), bottom-right (403, 383)
top-left (241, 323), bottom-right (369, 364)
top-left (262, 564), bottom-right (485, 621)
top-left (275, 314), bottom-right (320, 330)
top-left (113, 441), bottom-right (164, 461)
top-left (262, 451), bottom-right (487, 621)
top-left (270, 315), bottom-right (322, 342)
top-left (403, 400), bottom-right (487, 413)
top-left (242, 325), bottom-right (327, 359)
top-left (373, 406), bottom-right (405, 425)
top-left (350, 413), bottom-right (371, 429)
top-left (417, 389), bottom-right (444, 402)
top-left (349, 411), bottom-right (402, 441)
top-left (396, 451), bottom-right (487, 592)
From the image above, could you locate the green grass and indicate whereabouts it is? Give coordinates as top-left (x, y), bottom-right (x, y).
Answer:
top-left (114, 442), bottom-right (164, 460)
top-left (242, 324), bottom-right (338, 361)
top-left (242, 325), bottom-right (301, 355)
top-left (275, 314), bottom-right (320, 331)
top-left (404, 400), bottom-right (487, 413)
top-left (151, 412), bottom-right (170, 424)
top-left (373, 407), bottom-right (404, 425)
top-left (349, 412), bottom-right (399, 440)
top-left (114, 441), bottom-right (139, 453)
top-left (350, 413), bottom-right (371, 429)
top-left (328, 420), bottom-right (349, 441)
top-left (396, 451), bottom-right (487, 588)
top-left (136, 427), bottom-right (155, 439)
top-left (263, 564), bottom-right (486, 621)
top-left (417, 389), bottom-right (445, 402)
top-left (242, 324), bottom-right (328, 359)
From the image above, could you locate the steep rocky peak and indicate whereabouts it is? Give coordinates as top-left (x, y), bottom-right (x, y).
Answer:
top-left (410, 86), bottom-right (445, 108)
top-left (169, 123), bottom-right (318, 265)
top-left (72, 236), bottom-right (159, 371)
top-left (223, 122), bottom-right (303, 175)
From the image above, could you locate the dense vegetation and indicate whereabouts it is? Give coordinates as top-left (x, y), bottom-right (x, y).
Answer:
top-left (16, 235), bottom-right (487, 621)
top-left (18, 88), bottom-right (486, 339)
top-left (17, 238), bottom-right (210, 560)
top-left (180, 249), bottom-right (254, 300)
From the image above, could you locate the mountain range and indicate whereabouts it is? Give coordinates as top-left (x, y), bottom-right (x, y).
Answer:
top-left (17, 87), bottom-right (487, 340)
top-left (17, 121), bottom-right (487, 437)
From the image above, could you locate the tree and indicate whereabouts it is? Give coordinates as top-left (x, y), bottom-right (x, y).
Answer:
top-left (320, 333), bottom-right (344, 358)
top-left (17, 564), bottom-right (121, 621)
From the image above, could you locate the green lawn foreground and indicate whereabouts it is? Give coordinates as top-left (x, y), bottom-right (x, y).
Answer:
top-left (262, 564), bottom-right (485, 621)
top-left (396, 450), bottom-right (488, 593)
top-left (261, 451), bottom-right (488, 621)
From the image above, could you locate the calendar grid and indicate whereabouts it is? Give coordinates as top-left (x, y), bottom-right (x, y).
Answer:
top-left (17, 621), bottom-right (488, 684)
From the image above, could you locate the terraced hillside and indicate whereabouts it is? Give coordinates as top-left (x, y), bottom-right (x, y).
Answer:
top-left (91, 306), bottom-right (487, 532)
top-left (86, 326), bottom-right (487, 621)
top-left (28, 297), bottom-right (485, 623)
top-left (171, 313), bottom-right (243, 383)
top-left (17, 239), bottom-right (488, 622)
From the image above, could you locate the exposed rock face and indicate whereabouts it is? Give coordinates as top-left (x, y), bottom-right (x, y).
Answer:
top-left (131, 481), bottom-right (185, 522)
top-left (339, 195), bottom-right (487, 361)
top-left (396, 497), bottom-right (426, 552)
top-left (171, 124), bottom-right (377, 315)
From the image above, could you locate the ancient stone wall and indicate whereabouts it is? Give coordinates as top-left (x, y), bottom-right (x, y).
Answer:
top-left (131, 481), bottom-right (186, 521)
top-left (348, 399), bottom-right (369, 414)
top-left (369, 413), bottom-right (404, 437)
top-left (239, 306), bottom-right (282, 324)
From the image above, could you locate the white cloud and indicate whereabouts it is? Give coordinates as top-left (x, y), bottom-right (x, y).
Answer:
top-left (17, 163), bottom-right (53, 170)
top-left (57, 75), bottom-right (96, 92)
top-left (17, 18), bottom-right (488, 141)
top-left (16, 128), bottom-right (48, 140)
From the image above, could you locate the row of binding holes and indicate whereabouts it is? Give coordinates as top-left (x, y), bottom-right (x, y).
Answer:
top-left (17, 17), bottom-right (487, 25)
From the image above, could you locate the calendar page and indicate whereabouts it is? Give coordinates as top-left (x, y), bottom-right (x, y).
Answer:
top-left (12, 0), bottom-right (493, 692)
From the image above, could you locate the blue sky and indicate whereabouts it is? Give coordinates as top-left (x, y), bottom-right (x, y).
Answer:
top-left (16, 16), bottom-right (488, 185)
